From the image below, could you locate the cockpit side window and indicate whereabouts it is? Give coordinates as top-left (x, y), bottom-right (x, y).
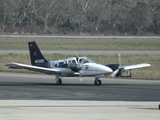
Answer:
top-left (79, 59), bottom-right (82, 63)
top-left (83, 60), bottom-right (89, 63)
top-left (76, 58), bottom-right (78, 62)
top-left (79, 58), bottom-right (89, 64)
top-left (67, 58), bottom-right (78, 64)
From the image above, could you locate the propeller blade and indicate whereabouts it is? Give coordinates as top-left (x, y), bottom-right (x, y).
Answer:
top-left (79, 77), bottom-right (83, 82)
top-left (79, 73), bottom-right (83, 82)
top-left (111, 69), bottom-right (119, 78)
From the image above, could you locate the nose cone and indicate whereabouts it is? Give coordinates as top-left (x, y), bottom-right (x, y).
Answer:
top-left (98, 64), bottom-right (113, 74)
top-left (104, 66), bottom-right (113, 73)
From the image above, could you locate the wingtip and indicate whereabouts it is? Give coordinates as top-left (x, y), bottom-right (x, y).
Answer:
top-left (5, 63), bottom-right (12, 66)
top-left (144, 63), bottom-right (151, 67)
top-left (5, 62), bottom-right (17, 66)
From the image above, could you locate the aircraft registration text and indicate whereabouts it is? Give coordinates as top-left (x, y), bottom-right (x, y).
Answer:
top-left (35, 59), bottom-right (44, 63)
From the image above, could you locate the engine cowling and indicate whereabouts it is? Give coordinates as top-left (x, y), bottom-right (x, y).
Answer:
top-left (105, 64), bottom-right (131, 77)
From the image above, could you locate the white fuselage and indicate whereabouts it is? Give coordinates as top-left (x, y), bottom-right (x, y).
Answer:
top-left (48, 58), bottom-right (113, 77)
top-left (54, 64), bottom-right (112, 77)
top-left (79, 63), bottom-right (113, 76)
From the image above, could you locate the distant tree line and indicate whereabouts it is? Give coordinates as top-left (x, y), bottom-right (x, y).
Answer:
top-left (0, 0), bottom-right (159, 35)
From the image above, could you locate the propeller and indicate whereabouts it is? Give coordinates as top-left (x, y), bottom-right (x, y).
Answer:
top-left (79, 74), bottom-right (83, 82)
top-left (68, 57), bottom-right (86, 81)
top-left (68, 57), bottom-right (86, 72)
top-left (111, 69), bottom-right (119, 78)
top-left (77, 58), bottom-right (86, 81)
top-left (111, 53), bottom-right (124, 78)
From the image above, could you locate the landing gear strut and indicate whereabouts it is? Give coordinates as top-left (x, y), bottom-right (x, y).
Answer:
top-left (56, 78), bottom-right (62, 85)
top-left (94, 78), bottom-right (102, 85)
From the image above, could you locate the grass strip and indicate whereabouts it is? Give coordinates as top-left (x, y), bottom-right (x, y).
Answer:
top-left (0, 37), bottom-right (160, 50)
top-left (1, 53), bottom-right (159, 80)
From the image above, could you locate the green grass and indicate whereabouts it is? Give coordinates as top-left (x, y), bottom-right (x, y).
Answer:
top-left (1, 53), bottom-right (159, 80)
top-left (0, 37), bottom-right (160, 50)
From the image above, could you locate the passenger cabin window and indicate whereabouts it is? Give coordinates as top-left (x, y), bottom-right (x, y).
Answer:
top-left (59, 62), bottom-right (64, 66)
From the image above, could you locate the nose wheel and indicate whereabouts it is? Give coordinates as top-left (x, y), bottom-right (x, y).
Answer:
top-left (94, 78), bottom-right (102, 85)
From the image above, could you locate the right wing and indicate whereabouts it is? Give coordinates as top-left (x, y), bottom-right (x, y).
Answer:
top-left (6, 62), bottom-right (59, 74)
top-left (124, 63), bottom-right (151, 70)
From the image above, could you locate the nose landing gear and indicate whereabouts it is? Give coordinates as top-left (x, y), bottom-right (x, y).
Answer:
top-left (94, 78), bottom-right (102, 85)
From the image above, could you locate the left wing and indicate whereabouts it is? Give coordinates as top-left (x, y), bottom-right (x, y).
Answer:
top-left (124, 63), bottom-right (151, 70)
top-left (6, 62), bottom-right (60, 74)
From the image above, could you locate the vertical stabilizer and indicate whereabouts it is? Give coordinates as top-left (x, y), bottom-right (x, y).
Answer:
top-left (28, 41), bottom-right (48, 67)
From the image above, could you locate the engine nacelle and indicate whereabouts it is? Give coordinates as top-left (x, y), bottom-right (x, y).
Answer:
top-left (105, 64), bottom-right (131, 77)
top-left (68, 63), bottom-right (82, 72)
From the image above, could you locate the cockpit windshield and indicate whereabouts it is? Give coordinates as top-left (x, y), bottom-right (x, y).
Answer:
top-left (67, 57), bottom-right (95, 64)
top-left (87, 58), bottom-right (95, 63)
top-left (78, 57), bottom-right (95, 63)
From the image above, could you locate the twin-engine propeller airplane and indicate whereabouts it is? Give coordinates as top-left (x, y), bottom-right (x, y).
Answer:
top-left (6, 41), bottom-right (151, 85)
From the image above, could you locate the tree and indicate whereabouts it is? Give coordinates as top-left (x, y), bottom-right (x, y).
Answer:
top-left (33, 0), bottom-right (56, 33)
top-left (148, 0), bottom-right (160, 34)
top-left (130, 1), bottom-right (148, 35)
top-left (0, 0), bottom-right (159, 35)
top-left (0, 0), bottom-right (13, 33)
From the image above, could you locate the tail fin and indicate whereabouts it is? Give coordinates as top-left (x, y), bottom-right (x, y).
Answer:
top-left (28, 41), bottom-right (48, 67)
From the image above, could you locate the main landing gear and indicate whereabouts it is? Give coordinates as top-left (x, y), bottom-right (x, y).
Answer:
top-left (56, 78), bottom-right (62, 85)
top-left (55, 74), bottom-right (62, 85)
top-left (94, 78), bottom-right (102, 85)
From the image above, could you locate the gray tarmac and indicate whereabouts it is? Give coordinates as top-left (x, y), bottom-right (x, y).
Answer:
top-left (1, 35), bottom-right (160, 120)
top-left (0, 72), bottom-right (160, 120)
top-left (0, 72), bottom-right (160, 101)
top-left (0, 100), bottom-right (160, 120)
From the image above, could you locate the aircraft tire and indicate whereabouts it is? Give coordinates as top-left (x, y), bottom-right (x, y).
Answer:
top-left (57, 79), bottom-right (62, 85)
top-left (94, 79), bottom-right (102, 85)
top-left (94, 80), bottom-right (97, 85)
top-left (98, 80), bottom-right (102, 85)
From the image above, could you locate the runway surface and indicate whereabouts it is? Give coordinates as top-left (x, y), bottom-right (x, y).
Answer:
top-left (0, 72), bottom-right (160, 101)
top-left (1, 72), bottom-right (160, 120)
top-left (0, 100), bottom-right (160, 120)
